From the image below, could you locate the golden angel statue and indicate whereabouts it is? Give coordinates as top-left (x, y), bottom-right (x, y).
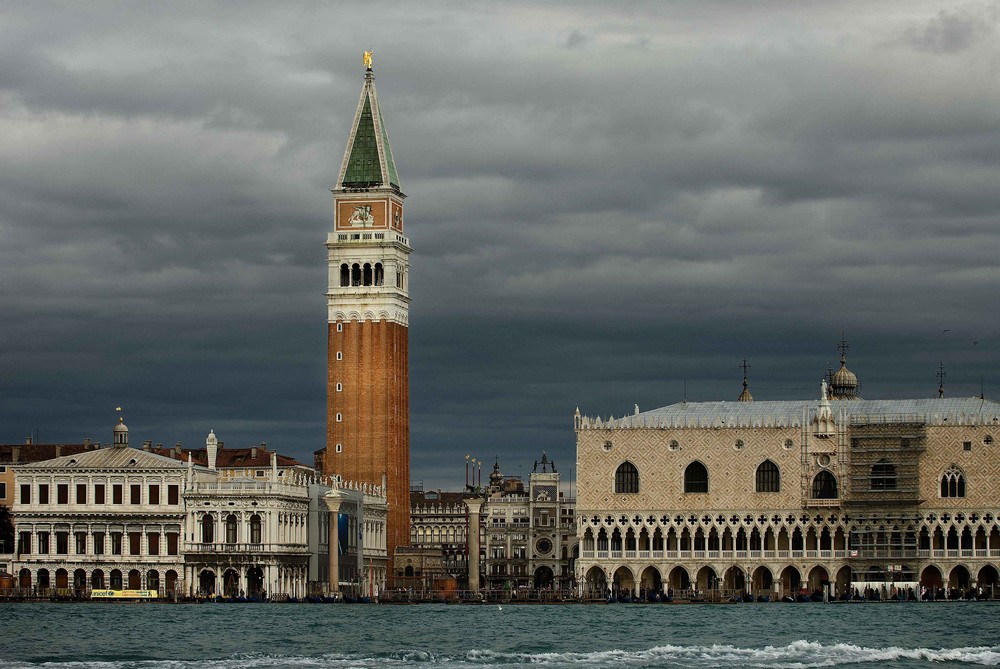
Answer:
top-left (363, 51), bottom-right (373, 69)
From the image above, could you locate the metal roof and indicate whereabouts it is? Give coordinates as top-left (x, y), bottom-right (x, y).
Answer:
top-left (595, 397), bottom-right (1000, 429)
top-left (16, 446), bottom-right (191, 470)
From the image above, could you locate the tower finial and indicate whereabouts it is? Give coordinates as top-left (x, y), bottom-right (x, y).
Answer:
top-left (937, 359), bottom-right (947, 398)
top-left (837, 331), bottom-right (850, 363)
top-left (738, 358), bottom-right (753, 402)
top-left (363, 50), bottom-right (373, 70)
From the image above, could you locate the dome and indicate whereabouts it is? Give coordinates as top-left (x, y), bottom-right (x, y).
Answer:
top-left (489, 459), bottom-right (504, 484)
top-left (830, 355), bottom-right (860, 399)
top-left (831, 364), bottom-right (857, 387)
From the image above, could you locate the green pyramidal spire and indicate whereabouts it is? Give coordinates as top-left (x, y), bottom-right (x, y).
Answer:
top-left (337, 66), bottom-right (401, 192)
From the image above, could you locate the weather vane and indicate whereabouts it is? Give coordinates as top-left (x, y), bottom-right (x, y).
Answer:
top-left (363, 50), bottom-right (373, 70)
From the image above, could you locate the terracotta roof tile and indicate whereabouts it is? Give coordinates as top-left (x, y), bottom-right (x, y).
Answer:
top-left (0, 443), bottom-right (96, 464)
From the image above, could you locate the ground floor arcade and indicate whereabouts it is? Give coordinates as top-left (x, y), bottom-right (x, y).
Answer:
top-left (11, 562), bottom-right (182, 597)
top-left (578, 560), bottom-right (1000, 600)
top-left (183, 558), bottom-right (309, 599)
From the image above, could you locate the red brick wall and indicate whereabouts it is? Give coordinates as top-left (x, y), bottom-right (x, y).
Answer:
top-left (326, 319), bottom-right (410, 568)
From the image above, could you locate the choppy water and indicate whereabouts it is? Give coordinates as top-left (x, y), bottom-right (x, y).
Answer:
top-left (1, 601), bottom-right (998, 668)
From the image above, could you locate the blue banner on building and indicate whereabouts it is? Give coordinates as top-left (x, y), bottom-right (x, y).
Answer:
top-left (338, 512), bottom-right (349, 555)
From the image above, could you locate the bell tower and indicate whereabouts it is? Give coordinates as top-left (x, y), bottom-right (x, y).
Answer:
top-left (325, 55), bottom-right (411, 569)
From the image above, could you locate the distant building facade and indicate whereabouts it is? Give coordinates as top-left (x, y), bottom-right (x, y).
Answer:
top-left (575, 353), bottom-right (1000, 600)
top-left (481, 455), bottom-right (578, 592)
top-left (407, 487), bottom-right (469, 586)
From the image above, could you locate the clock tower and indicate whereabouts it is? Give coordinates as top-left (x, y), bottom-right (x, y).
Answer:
top-left (325, 58), bottom-right (411, 571)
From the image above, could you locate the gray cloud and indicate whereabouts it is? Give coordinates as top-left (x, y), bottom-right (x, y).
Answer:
top-left (2, 1), bottom-right (999, 489)
top-left (905, 3), bottom-right (1000, 53)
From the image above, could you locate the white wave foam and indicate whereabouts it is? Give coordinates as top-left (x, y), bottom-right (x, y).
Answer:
top-left (2, 642), bottom-right (999, 669)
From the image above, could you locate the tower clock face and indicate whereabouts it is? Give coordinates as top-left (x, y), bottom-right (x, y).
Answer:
top-left (535, 538), bottom-right (553, 555)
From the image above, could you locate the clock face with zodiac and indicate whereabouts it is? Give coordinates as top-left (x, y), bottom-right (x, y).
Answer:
top-left (535, 537), bottom-right (553, 556)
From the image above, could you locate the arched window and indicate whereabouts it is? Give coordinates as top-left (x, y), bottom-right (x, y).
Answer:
top-left (684, 461), bottom-right (709, 493)
top-left (202, 514), bottom-right (215, 543)
top-left (755, 460), bottom-right (780, 493)
top-left (249, 514), bottom-right (262, 544)
top-left (351, 263), bottom-right (361, 286)
top-left (374, 263), bottom-right (384, 286)
top-left (614, 462), bottom-right (639, 494)
top-left (226, 514), bottom-right (238, 544)
top-left (110, 569), bottom-right (123, 590)
top-left (340, 263), bottom-right (349, 287)
top-left (363, 263), bottom-right (373, 286)
top-left (811, 471), bottom-right (838, 499)
top-left (870, 459), bottom-right (897, 490)
top-left (941, 465), bottom-right (966, 498)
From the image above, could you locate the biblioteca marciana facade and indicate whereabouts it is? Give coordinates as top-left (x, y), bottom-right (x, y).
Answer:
top-left (9, 417), bottom-right (388, 599)
top-left (575, 353), bottom-right (1000, 600)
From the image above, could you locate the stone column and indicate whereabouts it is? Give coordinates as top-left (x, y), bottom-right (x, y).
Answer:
top-left (464, 498), bottom-right (484, 594)
top-left (324, 491), bottom-right (344, 593)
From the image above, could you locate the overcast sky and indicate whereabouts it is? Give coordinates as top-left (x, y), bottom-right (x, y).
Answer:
top-left (2, 1), bottom-right (999, 490)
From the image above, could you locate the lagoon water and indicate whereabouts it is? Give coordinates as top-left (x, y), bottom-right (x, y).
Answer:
top-left (1, 601), bottom-right (999, 668)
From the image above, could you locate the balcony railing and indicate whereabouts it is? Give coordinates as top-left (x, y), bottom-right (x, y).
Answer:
top-left (185, 542), bottom-right (309, 555)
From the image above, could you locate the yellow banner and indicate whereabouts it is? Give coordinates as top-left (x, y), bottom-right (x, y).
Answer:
top-left (91, 589), bottom-right (158, 599)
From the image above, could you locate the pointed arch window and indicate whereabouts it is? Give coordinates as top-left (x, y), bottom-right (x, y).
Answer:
top-left (684, 461), bottom-right (709, 493)
top-left (941, 465), bottom-right (966, 498)
top-left (614, 462), bottom-right (639, 494)
top-left (755, 460), bottom-right (780, 493)
top-left (870, 459), bottom-right (897, 490)
top-left (811, 471), bottom-right (838, 499)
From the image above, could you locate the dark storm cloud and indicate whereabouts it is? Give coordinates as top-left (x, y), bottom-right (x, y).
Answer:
top-left (2, 1), bottom-right (999, 489)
